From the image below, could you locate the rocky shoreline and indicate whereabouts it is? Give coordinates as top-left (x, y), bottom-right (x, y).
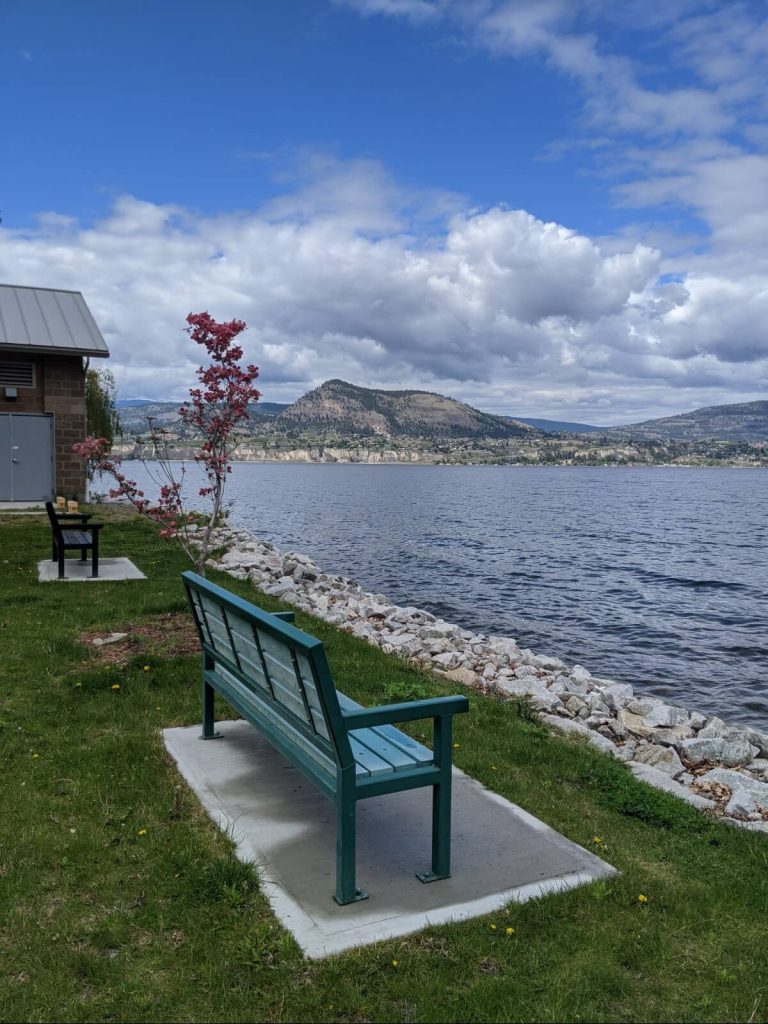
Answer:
top-left (202, 523), bottom-right (768, 832)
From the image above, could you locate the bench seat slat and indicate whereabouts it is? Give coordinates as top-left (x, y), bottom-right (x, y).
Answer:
top-left (337, 692), bottom-right (433, 767)
top-left (349, 728), bottom-right (432, 772)
top-left (61, 530), bottom-right (92, 545)
top-left (348, 735), bottom-right (397, 776)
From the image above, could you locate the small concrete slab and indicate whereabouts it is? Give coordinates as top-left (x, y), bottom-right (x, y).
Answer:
top-left (37, 557), bottom-right (146, 582)
top-left (164, 721), bottom-right (617, 958)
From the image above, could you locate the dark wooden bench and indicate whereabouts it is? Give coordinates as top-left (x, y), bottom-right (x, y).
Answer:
top-left (182, 571), bottom-right (470, 905)
top-left (45, 501), bottom-right (104, 579)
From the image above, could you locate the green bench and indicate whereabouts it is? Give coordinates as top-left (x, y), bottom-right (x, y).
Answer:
top-left (182, 571), bottom-right (470, 905)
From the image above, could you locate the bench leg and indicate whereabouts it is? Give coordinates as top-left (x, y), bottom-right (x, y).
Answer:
top-left (58, 548), bottom-right (66, 580)
top-left (417, 716), bottom-right (453, 883)
top-left (333, 795), bottom-right (368, 905)
top-left (91, 534), bottom-right (99, 578)
top-left (200, 678), bottom-right (221, 740)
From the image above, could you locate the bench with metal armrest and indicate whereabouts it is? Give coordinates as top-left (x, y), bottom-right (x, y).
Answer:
top-left (182, 570), bottom-right (470, 905)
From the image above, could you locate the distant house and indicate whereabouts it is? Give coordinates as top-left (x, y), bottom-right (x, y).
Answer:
top-left (0, 284), bottom-right (110, 502)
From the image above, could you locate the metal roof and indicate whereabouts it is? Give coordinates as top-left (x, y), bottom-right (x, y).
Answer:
top-left (0, 284), bottom-right (109, 358)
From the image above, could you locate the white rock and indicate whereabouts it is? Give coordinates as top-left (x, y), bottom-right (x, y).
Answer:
top-left (746, 728), bottom-right (768, 757)
top-left (431, 651), bottom-right (462, 670)
top-left (698, 768), bottom-right (768, 811)
top-left (92, 632), bottom-right (128, 647)
top-left (634, 745), bottom-right (684, 777)
top-left (721, 819), bottom-right (768, 833)
top-left (679, 736), bottom-right (753, 767)
top-left (626, 763), bottom-right (717, 810)
top-left (530, 654), bottom-right (566, 671)
top-left (441, 667), bottom-right (479, 687)
top-left (564, 678), bottom-right (590, 697)
top-left (565, 695), bottom-right (587, 716)
top-left (650, 724), bottom-right (695, 747)
top-left (498, 679), bottom-right (561, 713)
top-left (626, 696), bottom-right (663, 716)
top-left (725, 788), bottom-right (759, 818)
top-left (644, 704), bottom-right (690, 728)
top-left (539, 714), bottom-right (618, 755)
top-left (600, 683), bottom-right (634, 711)
top-left (699, 716), bottom-right (729, 738)
top-left (613, 740), bottom-right (637, 762)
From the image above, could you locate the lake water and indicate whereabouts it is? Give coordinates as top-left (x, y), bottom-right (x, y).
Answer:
top-left (121, 462), bottom-right (768, 730)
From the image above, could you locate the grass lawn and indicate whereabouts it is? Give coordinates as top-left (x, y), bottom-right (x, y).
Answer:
top-left (1, 509), bottom-right (767, 1023)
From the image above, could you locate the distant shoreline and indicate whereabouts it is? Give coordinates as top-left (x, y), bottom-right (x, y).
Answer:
top-left (118, 454), bottom-right (766, 469)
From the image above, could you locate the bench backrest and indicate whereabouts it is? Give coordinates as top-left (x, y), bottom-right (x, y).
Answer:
top-left (45, 502), bottom-right (63, 535)
top-left (182, 571), bottom-right (354, 780)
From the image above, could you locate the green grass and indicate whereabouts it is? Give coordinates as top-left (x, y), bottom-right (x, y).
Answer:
top-left (1, 509), bottom-right (767, 1023)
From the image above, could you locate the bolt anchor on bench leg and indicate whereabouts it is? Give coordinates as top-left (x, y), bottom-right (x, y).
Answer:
top-left (333, 796), bottom-right (369, 905)
top-left (417, 734), bottom-right (453, 884)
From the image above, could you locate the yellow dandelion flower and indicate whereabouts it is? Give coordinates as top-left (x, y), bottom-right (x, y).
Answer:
top-left (592, 836), bottom-right (603, 844)
top-left (137, 828), bottom-right (147, 836)
top-left (637, 894), bottom-right (648, 903)
top-left (391, 959), bottom-right (399, 968)
top-left (453, 743), bottom-right (460, 749)
top-left (32, 753), bottom-right (40, 759)
top-left (74, 682), bottom-right (82, 688)
top-left (111, 684), bottom-right (121, 690)
top-left (490, 923), bottom-right (497, 930)
top-left (506, 927), bottom-right (515, 936)
top-left (143, 665), bottom-right (150, 672)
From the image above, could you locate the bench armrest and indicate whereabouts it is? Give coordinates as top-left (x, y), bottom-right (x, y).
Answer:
top-left (341, 694), bottom-right (469, 730)
top-left (272, 611), bottom-right (295, 623)
top-left (54, 512), bottom-right (92, 523)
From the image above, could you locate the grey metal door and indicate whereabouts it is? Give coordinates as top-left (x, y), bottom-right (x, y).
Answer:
top-left (0, 413), bottom-right (54, 500)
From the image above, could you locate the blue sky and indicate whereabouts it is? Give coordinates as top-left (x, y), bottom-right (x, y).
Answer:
top-left (1, 1), bottom-right (767, 422)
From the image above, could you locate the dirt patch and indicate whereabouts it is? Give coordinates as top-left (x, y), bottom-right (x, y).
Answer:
top-left (79, 612), bottom-right (200, 666)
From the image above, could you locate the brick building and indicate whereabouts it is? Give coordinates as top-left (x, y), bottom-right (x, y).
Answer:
top-left (0, 284), bottom-right (110, 502)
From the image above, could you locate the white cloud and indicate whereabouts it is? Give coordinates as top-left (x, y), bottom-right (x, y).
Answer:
top-left (340, 0), bottom-right (768, 270)
top-left (333, 0), bottom-right (442, 24)
top-left (1, 157), bottom-right (765, 422)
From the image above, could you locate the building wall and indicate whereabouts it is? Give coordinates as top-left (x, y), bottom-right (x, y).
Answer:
top-left (0, 351), bottom-right (88, 500)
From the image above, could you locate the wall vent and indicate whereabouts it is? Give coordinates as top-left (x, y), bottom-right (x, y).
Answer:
top-left (0, 361), bottom-right (36, 388)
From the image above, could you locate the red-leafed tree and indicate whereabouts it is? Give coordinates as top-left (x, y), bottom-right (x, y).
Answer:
top-left (74, 312), bottom-right (261, 575)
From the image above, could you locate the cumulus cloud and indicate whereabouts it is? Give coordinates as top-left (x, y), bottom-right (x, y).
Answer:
top-left (343, 0), bottom-right (768, 271)
top-left (0, 155), bottom-right (765, 423)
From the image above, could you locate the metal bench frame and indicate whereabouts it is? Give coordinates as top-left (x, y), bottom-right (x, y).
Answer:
top-left (182, 571), bottom-right (469, 905)
top-left (45, 501), bottom-right (104, 579)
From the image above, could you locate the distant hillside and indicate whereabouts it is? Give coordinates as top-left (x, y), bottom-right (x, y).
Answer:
top-left (275, 379), bottom-right (540, 439)
top-left (610, 400), bottom-right (768, 441)
top-left (117, 400), bottom-right (286, 435)
top-left (514, 417), bottom-right (608, 434)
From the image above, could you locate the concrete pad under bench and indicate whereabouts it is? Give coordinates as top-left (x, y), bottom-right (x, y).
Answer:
top-left (164, 720), bottom-right (617, 958)
top-left (37, 557), bottom-right (146, 582)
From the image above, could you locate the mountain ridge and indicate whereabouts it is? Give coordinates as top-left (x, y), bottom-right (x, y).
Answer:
top-left (273, 379), bottom-right (539, 439)
top-left (115, 386), bottom-right (768, 442)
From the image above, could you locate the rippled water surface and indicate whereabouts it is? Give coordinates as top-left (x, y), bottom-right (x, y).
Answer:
top-left (125, 463), bottom-right (768, 729)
